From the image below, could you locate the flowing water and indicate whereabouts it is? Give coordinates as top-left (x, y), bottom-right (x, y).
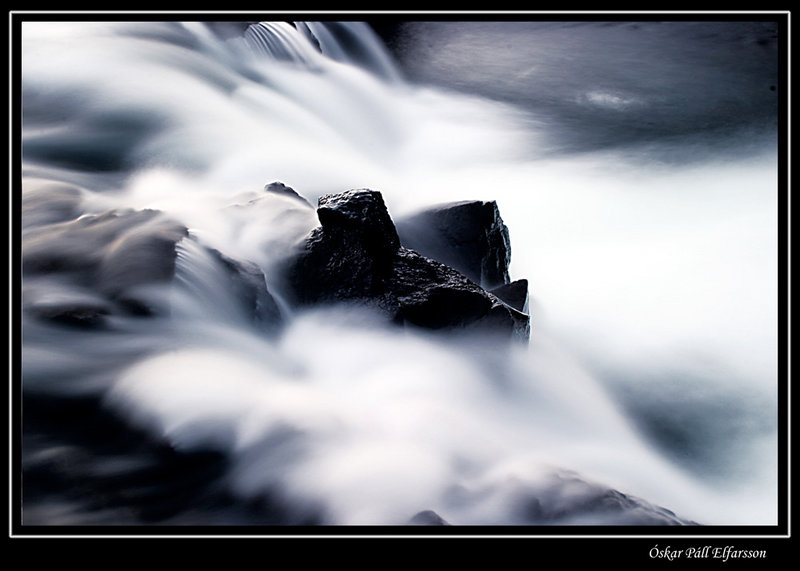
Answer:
top-left (18, 19), bottom-right (781, 527)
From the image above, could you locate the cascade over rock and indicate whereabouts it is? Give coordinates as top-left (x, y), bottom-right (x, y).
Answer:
top-left (507, 471), bottom-right (699, 525)
top-left (395, 200), bottom-right (512, 290)
top-left (23, 208), bottom-right (189, 319)
top-left (202, 246), bottom-right (284, 333)
top-left (284, 189), bottom-right (529, 341)
top-left (22, 204), bottom-right (282, 330)
top-left (22, 179), bottom-right (85, 228)
top-left (264, 181), bottom-right (313, 207)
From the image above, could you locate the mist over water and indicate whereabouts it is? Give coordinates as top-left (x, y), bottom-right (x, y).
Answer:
top-left (18, 19), bottom-right (780, 527)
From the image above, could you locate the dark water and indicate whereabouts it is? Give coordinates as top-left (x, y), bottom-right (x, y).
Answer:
top-left (17, 19), bottom-right (782, 528)
top-left (377, 21), bottom-right (779, 160)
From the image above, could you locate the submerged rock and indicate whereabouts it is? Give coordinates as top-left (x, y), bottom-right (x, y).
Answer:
top-left (97, 216), bottom-right (190, 314)
top-left (23, 281), bottom-right (113, 329)
top-left (23, 208), bottom-right (188, 316)
top-left (22, 179), bottom-right (85, 228)
top-left (22, 391), bottom-right (322, 526)
top-left (409, 510), bottom-right (451, 525)
top-left (22, 205), bottom-right (283, 330)
top-left (264, 181), bottom-right (313, 208)
top-left (205, 247), bottom-right (283, 333)
top-left (285, 189), bottom-right (529, 341)
top-left (512, 475), bottom-right (699, 526)
top-left (395, 200), bottom-right (512, 290)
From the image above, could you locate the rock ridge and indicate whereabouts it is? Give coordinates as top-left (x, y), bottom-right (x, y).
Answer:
top-left (284, 188), bottom-right (530, 341)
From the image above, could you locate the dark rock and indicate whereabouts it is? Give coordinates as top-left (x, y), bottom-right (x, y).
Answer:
top-left (316, 189), bottom-right (401, 253)
top-left (22, 204), bottom-right (284, 329)
top-left (28, 304), bottom-right (110, 329)
top-left (264, 181), bottom-right (313, 208)
top-left (22, 392), bottom-right (233, 525)
top-left (395, 200), bottom-right (511, 290)
top-left (22, 208), bottom-right (188, 317)
top-left (23, 388), bottom-right (325, 525)
top-left (286, 189), bottom-right (400, 304)
top-left (22, 210), bottom-right (149, 277)
top-left (97, 216), bottom-right (189, 310)
top-left (490, 279), bottom-right (529, 313)
top-left (24, 285), bottom-right (112, 329)
top-left (389, 248), bottom-right (528, 339)
top-left (512, 471), bottom-right (698, 526)
top-left (285, 189), bottom-right (529, 341)
top-left (207, 247), bottom-right (283, 332)
top-left (22, 179), bottom-right (84, 228)
top-left (409, 510), bottom-right (450, 525)
top-left (23, 209), bottom-right (187, 284)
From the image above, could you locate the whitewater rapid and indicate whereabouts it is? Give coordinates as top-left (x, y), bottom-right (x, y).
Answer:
top-left (19, 20), bottom-right (779, 526)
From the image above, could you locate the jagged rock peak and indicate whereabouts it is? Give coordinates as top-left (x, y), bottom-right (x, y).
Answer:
top-left (316, 188), bottom-right (400, 251)
top-left (284, 189), bottom-right (529, 341)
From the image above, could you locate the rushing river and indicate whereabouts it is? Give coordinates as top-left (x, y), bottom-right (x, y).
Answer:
top-left (17, 18), bottom-right (782, 527)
